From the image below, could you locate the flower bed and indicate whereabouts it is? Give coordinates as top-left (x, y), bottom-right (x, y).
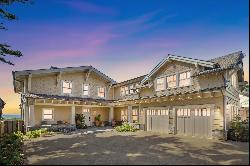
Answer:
top-left (115, 122), bottom-right (138, 132)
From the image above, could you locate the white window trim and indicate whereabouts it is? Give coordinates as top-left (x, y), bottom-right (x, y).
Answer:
top-left (82, 84), bottom-right (90, 97)
top-left (42, 108), bottom-right (54, 121)
top-left (61, 80), bottom-right (73, 96)
top-left (97, 86), bottom-right (106, 98)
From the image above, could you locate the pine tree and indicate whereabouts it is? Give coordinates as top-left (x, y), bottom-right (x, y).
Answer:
top-left (0, 0), bottom-right (30, 65)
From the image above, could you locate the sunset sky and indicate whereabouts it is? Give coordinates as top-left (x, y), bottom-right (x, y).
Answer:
top-left (0, 0), bottom-right (249, 114)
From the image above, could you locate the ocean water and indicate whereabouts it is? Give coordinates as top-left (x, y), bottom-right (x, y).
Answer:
top-left (2, 114), bottom-right (21, 119)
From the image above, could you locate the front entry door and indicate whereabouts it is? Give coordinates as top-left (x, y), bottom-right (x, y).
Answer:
top-left (82, 108), bottom-right (91, 126)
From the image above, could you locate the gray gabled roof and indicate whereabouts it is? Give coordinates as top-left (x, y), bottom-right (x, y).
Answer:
top-left (13, 65), bottom-right (117, 84)
top-left (196, 51), bottom-right (245, 76)
top-left (209, 51), bottom-right (244, 69)
top-left (141, 54), bottom-right (217, 84)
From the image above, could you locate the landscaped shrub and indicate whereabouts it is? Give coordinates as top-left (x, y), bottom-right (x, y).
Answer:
top-left (228, 115), bottom-right (249, 142)
top-left (25, 128), bottom-right (54, 140)
top-left (75, 114), bottom-right (87, 129)
top-left (0, 133), bottom-right (25, 165)
top-left (115, 122), bottom-right (137, 132)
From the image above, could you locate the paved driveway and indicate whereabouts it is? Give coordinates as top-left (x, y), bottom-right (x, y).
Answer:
top-left (25, 130), bottom-right (249, 165)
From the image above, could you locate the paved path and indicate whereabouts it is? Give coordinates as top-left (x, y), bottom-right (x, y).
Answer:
top-left (25, 130), bottom-right (249, 165)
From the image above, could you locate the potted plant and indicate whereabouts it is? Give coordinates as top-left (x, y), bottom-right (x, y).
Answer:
top-left (94, 114), bottom-right (101, 127)
top-left (112, 119), bottom-right (116, 127)
top-left (75, 114), bottom-right (87, 129)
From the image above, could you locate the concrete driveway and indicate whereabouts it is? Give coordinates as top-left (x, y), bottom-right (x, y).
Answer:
top-left (25, 130), bottom-right (249, 165)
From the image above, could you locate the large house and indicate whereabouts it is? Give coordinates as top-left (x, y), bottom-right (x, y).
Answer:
top-left (12, 51), bottom-right (245, 138)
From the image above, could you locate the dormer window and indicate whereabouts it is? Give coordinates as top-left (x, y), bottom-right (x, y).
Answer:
top-left (179, 71), bottom-right (191, 87)
top-left (62, 80), bottom-right (72, 94)
top-left (166, 75), bottom-right (176, 88)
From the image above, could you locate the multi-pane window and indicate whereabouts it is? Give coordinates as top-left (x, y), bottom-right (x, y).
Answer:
top-left (83, 84), bottom-right (89, 96)
top-left (125, 86), bottom-right (129, 95)
top-left (62, 81), bottom-right (72, 94)
top-left (156, 77), bottom-right (165, 91)
top-left (179, 71), bottom-right (191, 87)
top-left (166, 75), bottom-right (176, 88)
top-left (129, 85), bottom-right (134, 94)
top-left (97, 87), bottom-right (105, 98)
top-left (121, 109), bottom-right (128, 121)
top-left (120, 87), bottom-right (125, 96)
top-left (43, 109), bottom-right (53, 120)
top-left (132, 109), bottom-right (139, 123)
top-left (231, 74), bottom-right (237, 88)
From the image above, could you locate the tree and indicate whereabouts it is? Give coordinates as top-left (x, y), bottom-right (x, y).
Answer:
top-left (0, 0), bottom-right (30, 65)
top-left (0, 97), bottom-right (6, 119)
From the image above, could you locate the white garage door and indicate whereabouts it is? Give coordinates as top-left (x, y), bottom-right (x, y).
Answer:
top-left (177, 107), bottom-right (212, 138)
top-left (146, 108), bottom-right (169, 133)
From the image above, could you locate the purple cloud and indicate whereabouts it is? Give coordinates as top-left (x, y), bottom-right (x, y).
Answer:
top-left (60, 0), bottom-right (116, 14)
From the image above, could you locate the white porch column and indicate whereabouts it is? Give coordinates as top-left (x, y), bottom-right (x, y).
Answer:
top-left (128, 106), bottom-right (132, 123)
top-left (109, 107), bottom-right (114, 123)
top-left (71, 105), bottom-right (76, 125)
top-left (29, 105), bottom-right (35, 127)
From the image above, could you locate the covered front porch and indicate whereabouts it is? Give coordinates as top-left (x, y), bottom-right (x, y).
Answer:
top-left (23, 95), bottom-right (114, 129)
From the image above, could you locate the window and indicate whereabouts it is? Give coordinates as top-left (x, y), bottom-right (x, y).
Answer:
top-left (121, 109), bottom-right (128, 121)
top-left (132, 109), bottom-right (139, 123)
top-left (167, 75), bottom-right (176, 88)
top-left (179, 71), bottom-right (191, 87)
top-left (156, 77), bottom-right (165, 91)
top-left (43, 109), bottom-right (53, 120)
top-left (97, 87), bottom-right (105, 98)
top-left (231, 74), bottom-right (237, 88)
top-left (125, 86), bottom-right (129, 95)
top-left (83, 84), bottom-right (89, 96)
top-left (120, 87), bottom-right (125, 96)
top-left (129, 85), bottom-right (134, 94)
top-left (62, 80), bottom-right (72, 94)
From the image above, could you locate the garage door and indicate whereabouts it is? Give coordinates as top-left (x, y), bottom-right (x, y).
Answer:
top-left (147, 109), bottom-right (169, 133)
top-left (177, 108), bottom-right (212, 138)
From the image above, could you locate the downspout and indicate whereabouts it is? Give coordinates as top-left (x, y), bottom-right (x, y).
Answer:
top-left (221, 72), bottom-right (228, 140)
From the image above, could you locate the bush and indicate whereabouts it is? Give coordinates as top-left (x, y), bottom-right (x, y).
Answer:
top-left (115, 122), bottom-right (137, 132)
top-left (75, 114), bottom-right (87, 129)
top-left (228, 115), bottom-right (249, 142)
top-left (25, 128), bottom-right (53, 140)
top-left (0, 133), bottom-right (25, 165)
